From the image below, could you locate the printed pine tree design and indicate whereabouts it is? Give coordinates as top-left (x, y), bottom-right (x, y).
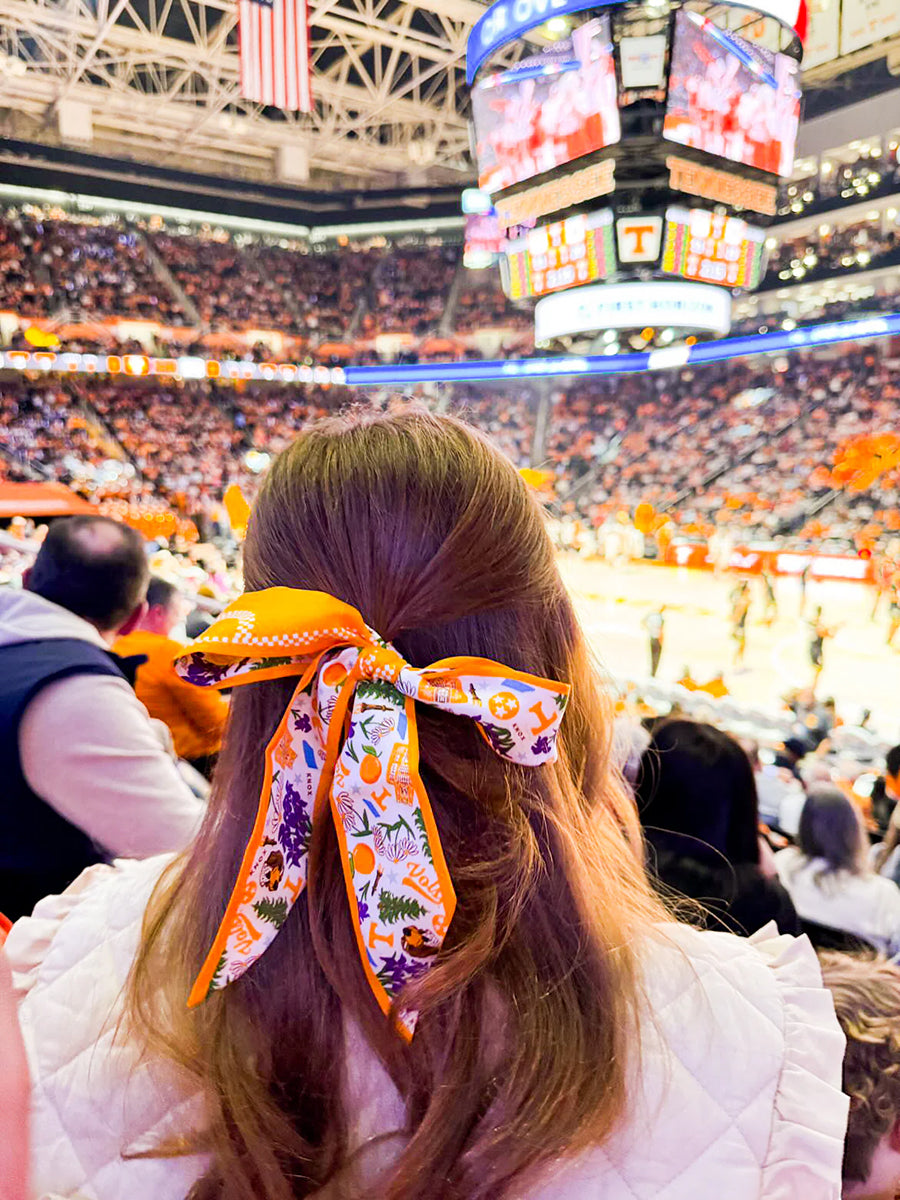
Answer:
top-left (209, 951), bottom-right (228, 992)
top-left (377, 889), bottom-right (426, 924)
top-left (253, 897), bottom-right (289, 928)
top-left (356, 679), bottom-right (401, 704)
top-left (412, 807), bottom-right (432, 862)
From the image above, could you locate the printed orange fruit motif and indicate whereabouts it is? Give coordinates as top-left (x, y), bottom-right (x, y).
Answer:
top-left (488, 691), bottom-right (520, 720)
top-left (353, 844), bottom-right (376, 874)
top-left (360, 751), bottom-right (382, 784)
top-left (322, 662), bottom-right (349, 687)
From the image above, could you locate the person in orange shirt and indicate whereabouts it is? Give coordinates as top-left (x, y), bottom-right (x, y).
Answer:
top-left (115, 578), bottom-right (228, 774)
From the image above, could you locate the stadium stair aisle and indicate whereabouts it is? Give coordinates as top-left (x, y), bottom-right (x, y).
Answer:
top-left (438, 254), bottom-right (466, 337)
top-left (660, 403), bottom-right (805, 514)
top-left (137, 229), bottom-right (201, 327)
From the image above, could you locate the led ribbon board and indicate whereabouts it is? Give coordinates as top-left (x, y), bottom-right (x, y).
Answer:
top-left (466, 0), bottom-right (807, 85)
top-left (341, 314), bottom-right (900, 386)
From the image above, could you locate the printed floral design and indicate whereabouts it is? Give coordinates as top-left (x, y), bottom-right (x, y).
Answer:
top-left (281, 779), bottom-right (312, 868)
top-left (173, 586), bottom-right (569, 1038)
top-left (373, 822), bottom-right (419, 863)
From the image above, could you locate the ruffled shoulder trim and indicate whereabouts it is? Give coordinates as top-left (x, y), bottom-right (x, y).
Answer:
top-left (5, 856), bottom-right (174, 999)
top-left (749, 923), bottom-right (849, 1199)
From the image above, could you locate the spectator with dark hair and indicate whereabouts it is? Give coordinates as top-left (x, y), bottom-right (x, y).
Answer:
top-left (872, 744), bottom-right (900, 864)
top-left (114, 576), bottom-right (228, 773)
top-left (0, 516), bottom-right (204, 919)
top-left (636, 718), bottom-right (800, 935)
top-left (819, 952), bottom-right (900, 1200)
top-left (774, 735), bottom-right (810, 781)
top-left (776, 787), bottom-right (900, 955)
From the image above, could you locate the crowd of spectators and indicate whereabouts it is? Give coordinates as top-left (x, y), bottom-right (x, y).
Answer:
top-left (765, 218), bottom-right (900, 287)
top-left (778, 142), bottom-right (900, 218)
top-left (454, 267), bottom-right (533, 333)
top-left (4, 197), bottom-right (900, 353)
top-left (4, 338), bottom-right (900, 562)
top-left (361, 244), bottom-right (458, 336)
top-left (0, 210), bottom-right (185, 322)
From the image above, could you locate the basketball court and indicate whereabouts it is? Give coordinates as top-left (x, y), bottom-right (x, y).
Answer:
top-left (558, 556), bottom-right (899, 737)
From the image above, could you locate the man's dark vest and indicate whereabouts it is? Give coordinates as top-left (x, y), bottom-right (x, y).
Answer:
top-left (0, 639), bottom-right (127, 911)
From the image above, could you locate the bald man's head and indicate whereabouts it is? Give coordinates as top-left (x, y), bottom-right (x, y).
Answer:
top-left (28, 515), bottom-right (149, 635)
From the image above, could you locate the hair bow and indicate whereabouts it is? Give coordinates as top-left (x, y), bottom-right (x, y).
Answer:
top-left (175, 588), bottom-right (569, 1039)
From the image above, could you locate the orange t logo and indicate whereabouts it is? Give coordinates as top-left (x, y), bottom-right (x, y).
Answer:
top-left (626, 223), bottom-right (655, 254)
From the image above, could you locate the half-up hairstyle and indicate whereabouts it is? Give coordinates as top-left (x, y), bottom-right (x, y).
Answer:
top-left (127, 407), bottom-right (665, 1200)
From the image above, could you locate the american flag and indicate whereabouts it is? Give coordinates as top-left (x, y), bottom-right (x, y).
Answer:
top-left (239, 0), bottom-right (313, 114)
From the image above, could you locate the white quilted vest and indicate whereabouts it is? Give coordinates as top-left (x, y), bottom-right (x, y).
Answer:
top-left (7, 856), bottom-right (848, 1200)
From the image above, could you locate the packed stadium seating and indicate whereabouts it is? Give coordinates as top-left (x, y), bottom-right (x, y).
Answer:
top-left (4, 339), bottom-right (898, 563)
top-left (3, 196), bottom-right (898, 354)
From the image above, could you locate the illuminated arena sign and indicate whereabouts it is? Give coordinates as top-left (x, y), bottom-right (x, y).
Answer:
top-left (466, 0), bottom-right (807, 84)
top-left (667, 157), bottom-right (778, 216)
top-left (503, 209), bottom-right (615, 299)
top-left (340, 314), bottom-right (900, 385)
top-left (0, 351), bottom-right (346, 385)
top-left (662, 207), bottom-right (767, 290)
top-left (493, 160), bottom-right (615, 227)
top-left (2, 315), bottom-right (898, 388)
top-left (534, 280), bottom-right (733, 342)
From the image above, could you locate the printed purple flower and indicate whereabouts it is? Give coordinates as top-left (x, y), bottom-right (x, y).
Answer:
top-left (357, 899), bottom-right (370, 922)
top-left (375, 951), bottom-right (430, 995)
top-left (531, 735), bottom-right (552, 756)
top-left (281, 778), bottom-right (312, 867)
top-left (179, 656), bottom-right (231, 686)
top-left (292, 711), bottom-right (312, 733)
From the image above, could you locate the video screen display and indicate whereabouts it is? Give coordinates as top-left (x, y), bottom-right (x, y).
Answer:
top-left (662, 206), bottom-right (767, 290)
top-left (502, 209), bottom-right (615, 300)
top-left (664, 10), bottom-right (801, 177)
top-left (472, 16), bottom-right (620, 195)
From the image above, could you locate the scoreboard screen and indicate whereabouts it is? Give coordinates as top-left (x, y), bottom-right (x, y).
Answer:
top-left (502, 209), bottom-right (615, 300)
top-left (471, 16), bottom-right (620, 195)
top-left (664, 9), bottom-right (801, 178)
top-left (661, 206), bottom-right (767, 290)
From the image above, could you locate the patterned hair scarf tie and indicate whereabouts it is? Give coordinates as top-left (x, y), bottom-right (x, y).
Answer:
top-left (175, 588), bottom-right (570, 1040)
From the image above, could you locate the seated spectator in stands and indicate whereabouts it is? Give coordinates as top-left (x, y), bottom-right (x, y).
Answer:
top-left (745, 740), bottom-right (808, 837)
top-left (775, 735), bottom-right (810, 781)
top-left (636, 718), bottom-right (800, 936)
top-left (114, 577), bottom-right (228, 774)
top-left (776, 787), bottom-right (900, 955)
top-left (820, 952), bottom-right (900, 1200)
top-left (4, 412), bottom-right (847, 1200)
top-left (871, 744), bottom-right (900, 861)
top-left (0, 516), bottom-right (204, 919)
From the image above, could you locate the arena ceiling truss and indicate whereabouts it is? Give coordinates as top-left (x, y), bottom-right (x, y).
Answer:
top-left (0, 0), bottom-right (898, 191)
top-left (0, 0), bottom-right (503, 186)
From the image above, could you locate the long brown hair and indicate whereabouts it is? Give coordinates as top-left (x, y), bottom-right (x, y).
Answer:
top-left (127, 407), bottom-right (664, 1200)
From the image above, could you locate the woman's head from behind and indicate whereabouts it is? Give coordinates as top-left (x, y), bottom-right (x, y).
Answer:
top-left (636, 718), bottom-right (760, 866)
top-left (130, 407), bottom-right (658, 1200)
top-left (798, 785), bottom-right (866, 875)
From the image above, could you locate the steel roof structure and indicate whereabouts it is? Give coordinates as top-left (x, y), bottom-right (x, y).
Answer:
top-left (1, 0), bottom-right (899, 191)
